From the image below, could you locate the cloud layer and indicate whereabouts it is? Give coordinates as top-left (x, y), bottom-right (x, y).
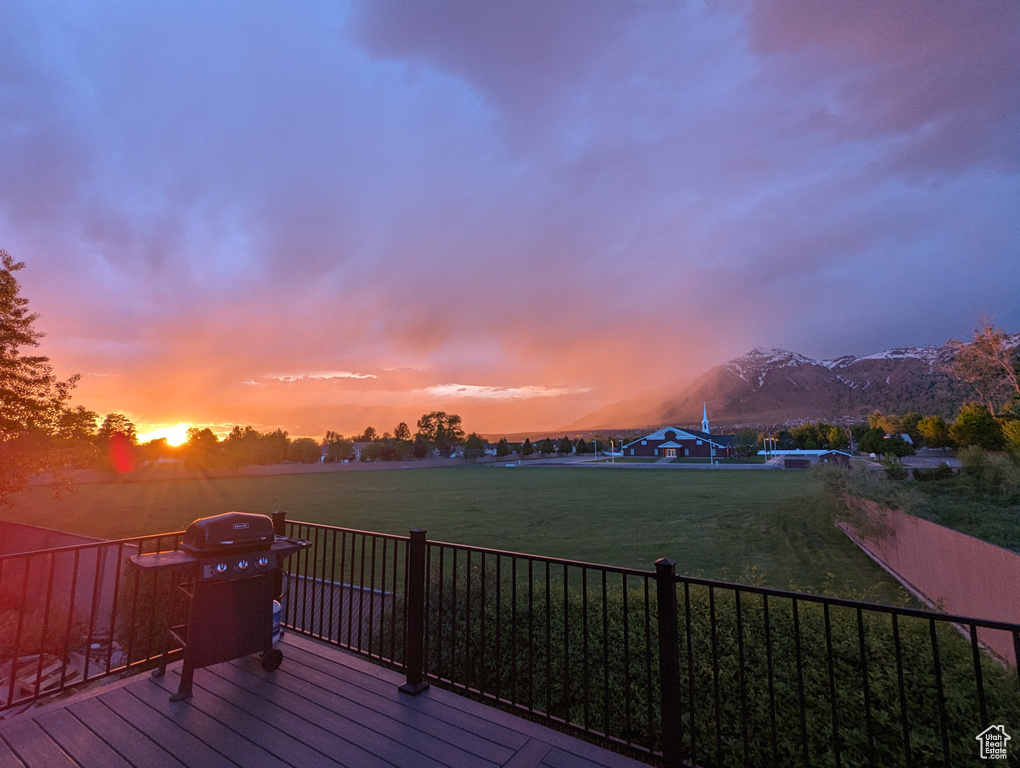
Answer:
top-left (2, 0), bottom-right (1018, 437)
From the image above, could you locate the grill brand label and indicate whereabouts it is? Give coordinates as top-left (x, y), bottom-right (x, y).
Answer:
top-left (233, 522), bottom-right (249, 530)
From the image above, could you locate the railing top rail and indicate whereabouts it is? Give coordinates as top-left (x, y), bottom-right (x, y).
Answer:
top-left (674, 571), bottom-right (1020, 632)
top-left (285, 520), bottom-right (410, 544)
top-left (425, 537), bottom-right (657, 578)
top-left (0, 530), bottom-right (185, 562)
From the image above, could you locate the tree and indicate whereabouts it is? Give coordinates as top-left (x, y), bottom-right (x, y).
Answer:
top-left (55, 404), bottom-right (100, 467)
top-left (557, 436), bottom-right (573, 455)
top-left (1, 252), bottom-right (80, 497)
top-left (950, 402), bottom-right (1005, 451)
top-left (734, 429), bottom-right (759, 456)
top-left (416, 411), bottom-right (464, 455)
top-left (521, 438), bottom-right (534, 457)
top-left (900, 411), bottom-right (923, 445)
top-left (358, 426), bottom-right (378, 442)
top-left (791, 423), bottom-right (821, 450)
top-left (825, 426), bottom-right (850, 451)
top-left (495, 438), bottom-right (511, 457)
top-left (464, 432), bottom-right (485, 461)
top-left (412, 435), bottom-right (430, 459)
top-left (183, 426), bottom-right (221, 471)
top-left (322, 431), bottom-right (354, 463)
top-left (775, 430), bottom-right (796, 450)
top-left (289, 437), bottom-right (321, 463)
top-left (538, 438), bottom-right (555, 455)
top-left (1002, 420), bottom-right (1020, 456)
top-left (948, 320), bottom-right (1020, 415)
top-left (252, 428), bottom-right (290, 464)
top-left (224, 425), bottom-right (260, 469)
top-left (98, 413), bottom-right (139, 473)
top-left (394, 422), bottom-right (411, 442)
top-left (858, 427), bottom-right (886, 455)
top-left (878, 433), bottom-right (914, 461)
top-left (58, 405), bottom-right (98, 442)
top-left (917, 415), bottom-right (953, 450)
top-left (575, 437), bottom-right (588, 455)
top-left (97, 413), bottom-right (138, 445)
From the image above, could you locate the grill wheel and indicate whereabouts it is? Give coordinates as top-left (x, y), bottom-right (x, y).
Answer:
top-left (260, 648), bottom-right (284, 672)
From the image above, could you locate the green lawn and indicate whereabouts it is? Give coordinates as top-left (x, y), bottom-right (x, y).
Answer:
top-left (2, 465), bottom-right (906, 601)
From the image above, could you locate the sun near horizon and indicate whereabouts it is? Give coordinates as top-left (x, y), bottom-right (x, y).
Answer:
top-left (136, 423), bottom-right (192, 447)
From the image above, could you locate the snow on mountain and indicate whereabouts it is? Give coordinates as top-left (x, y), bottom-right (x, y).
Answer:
top-left (564, 336), bottom-right (1014, 432)
top-left (723, 348), bottom-right (815, 385)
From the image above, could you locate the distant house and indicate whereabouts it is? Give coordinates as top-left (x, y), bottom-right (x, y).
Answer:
top-left (622, 405), bottom-right (734, 460)
top-left (819, 450), bottom-right (853, 467)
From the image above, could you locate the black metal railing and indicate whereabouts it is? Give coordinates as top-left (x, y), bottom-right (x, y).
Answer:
top-left (279, 519), bottom-right (1020, 768)
top-left (6, 516), bottom-right (1019, 768)
top-left (0, 532), bottom-right (184, 714)
top-left (280, 519), bottom-right (409, 667)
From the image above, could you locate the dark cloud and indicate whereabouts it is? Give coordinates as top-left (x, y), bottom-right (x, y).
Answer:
top-left (1, 0), bottom-right (1017, 436)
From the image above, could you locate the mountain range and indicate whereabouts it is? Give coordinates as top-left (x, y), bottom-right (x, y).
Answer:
top-left (563, 340), bottom-right (1016, 433)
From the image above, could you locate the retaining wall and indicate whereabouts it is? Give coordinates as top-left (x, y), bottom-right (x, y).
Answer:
top-left (839, 498), bottom-right (1020, 664)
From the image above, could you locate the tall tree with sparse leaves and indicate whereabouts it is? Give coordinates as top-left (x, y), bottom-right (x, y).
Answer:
top-left (948, 320), bottom-right (1020, 416)
top-left (0, 251), bottom-right (80, 503)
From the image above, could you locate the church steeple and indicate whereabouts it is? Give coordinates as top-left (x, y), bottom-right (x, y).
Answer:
top-left (702, 402), bottom-right (709, 434)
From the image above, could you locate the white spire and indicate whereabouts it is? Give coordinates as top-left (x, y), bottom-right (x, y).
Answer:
top-left (702, 402), bottom-right (709, 434)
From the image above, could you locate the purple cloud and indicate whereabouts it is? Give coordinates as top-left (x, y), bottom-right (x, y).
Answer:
top-left (1, 0), bottom-right (1017, 436)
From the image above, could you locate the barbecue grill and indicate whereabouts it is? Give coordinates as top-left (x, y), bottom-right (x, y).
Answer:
top-left (129, 511), bottom-right (309, 701)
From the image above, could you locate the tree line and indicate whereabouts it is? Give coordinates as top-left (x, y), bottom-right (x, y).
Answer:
top-left (3, 249), bottom-right (1018, 502)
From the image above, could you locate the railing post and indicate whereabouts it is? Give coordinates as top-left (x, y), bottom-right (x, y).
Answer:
top-left (400, 528), bottom-right (429, 695)
top-left (271, 511), bottom-right (287, 600)
top-left (656, 558), bottom-right (683, 767)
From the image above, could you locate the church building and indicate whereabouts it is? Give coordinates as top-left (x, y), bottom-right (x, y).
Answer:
top-left (622, 404), bottom-right (734, 460)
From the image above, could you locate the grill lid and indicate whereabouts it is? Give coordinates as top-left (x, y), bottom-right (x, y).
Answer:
top-left (182, 512), bottom-right (275, 557)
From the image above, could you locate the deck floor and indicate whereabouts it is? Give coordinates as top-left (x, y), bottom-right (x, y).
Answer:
top-left (0, 634), bottom-right (651, 768)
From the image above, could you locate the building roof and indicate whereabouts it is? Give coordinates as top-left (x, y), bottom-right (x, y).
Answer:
top-left (623, 426), bottom-right (733, 450)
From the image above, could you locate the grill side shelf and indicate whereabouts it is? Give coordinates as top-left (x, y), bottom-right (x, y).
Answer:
top-left (128, 551), bottom-right (197, 572)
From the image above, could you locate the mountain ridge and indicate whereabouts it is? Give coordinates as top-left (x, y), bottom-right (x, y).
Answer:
top-left (562, 338), bottom-right (1018, 433)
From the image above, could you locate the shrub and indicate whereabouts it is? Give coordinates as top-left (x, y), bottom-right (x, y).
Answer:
top-left (913, 463), bottom-right (955, 482)
top-left (881, 459), bottom-right (909, 481)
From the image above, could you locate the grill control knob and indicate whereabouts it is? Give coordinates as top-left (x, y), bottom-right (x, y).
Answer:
top-left (256, 556), bottom-right (269, 568)
top-left (235, 559), bottom-right (249, 572)
top-left (215, 563), bottom-right (228, 574)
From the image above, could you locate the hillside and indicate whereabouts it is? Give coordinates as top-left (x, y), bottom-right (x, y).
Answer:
top-left (564, 339), bottom-right (1018, 432)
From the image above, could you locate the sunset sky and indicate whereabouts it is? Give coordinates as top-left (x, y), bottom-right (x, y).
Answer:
top-left (3, 1), bottom-right (1018, 440)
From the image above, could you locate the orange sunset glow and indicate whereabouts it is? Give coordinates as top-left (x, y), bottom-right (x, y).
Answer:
top-left (137, 425), bottom-right (192, 447)
top-left (4, 1), bottom-right (1018, 440)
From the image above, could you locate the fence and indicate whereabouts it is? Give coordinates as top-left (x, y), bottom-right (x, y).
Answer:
top-left (839, 497), bottom-right (1020, 664)
top-left (0, 531), bottom-right (184, 713)
top-left (281, 519), bottom-right (1020, 768)
top-left (3, 517), bottom-right (1019, 767)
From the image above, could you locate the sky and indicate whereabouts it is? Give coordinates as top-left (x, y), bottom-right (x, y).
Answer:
top-left (2, 0), bottom-right (1018, 440)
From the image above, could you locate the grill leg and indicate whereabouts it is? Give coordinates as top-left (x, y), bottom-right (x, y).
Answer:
top-left (153, 571), bottom-right (184, 680)
top-left (171, 663), bottom-right (194, 701)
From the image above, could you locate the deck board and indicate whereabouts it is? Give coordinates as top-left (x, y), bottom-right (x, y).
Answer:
top-left (32, 708), bottom-right (134, 768)
top-left (0, 634), bottom-right (652, 768)
top-left (66, 699), bottom-right (186, 768)
top-left (1, 719), bottom-right (78, 767)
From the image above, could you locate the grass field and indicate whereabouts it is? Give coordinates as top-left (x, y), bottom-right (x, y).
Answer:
top-left (2, 465), bottom-right (907, 601)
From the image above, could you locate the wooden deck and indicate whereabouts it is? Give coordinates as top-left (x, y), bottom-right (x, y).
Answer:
top-left (0, 634), bottom-right (652, 768)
